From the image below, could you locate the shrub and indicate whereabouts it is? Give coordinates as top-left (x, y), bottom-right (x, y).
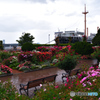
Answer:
top-left (2, 56), bottom-right (18, 67)
top-left (82, 35), bottom-right (87, 42)
top-left (71, 42), bottom-right (94, 55)
top-left (17, 61), bottom-right (31, 71)
top-left (33, 44), bottom-right (41, 50)
top-left (36, 46), bottom-right (50, 52)
top-left (9, 62), bottom-right (19, 69)
top-left (22, 42), bottom-right (34, 51)
top-left (0, 51), bottom-right (12, 62)
top-left (31, 54), bottom-right (38, 64)
top-left (0, 79), bottom-right (31, 100)
top-left (36, 52), bottom-right (52, 62)
top-left (91, 49), bottom-right (100, 62)
top-left (92, 29), bottom-right (100, 46)
top-left (55, 54), bottom-right (78, 71)
top-left (18, 51), bottom-right (33, 62)
top-left (2, 56), bottom-right (13, 66)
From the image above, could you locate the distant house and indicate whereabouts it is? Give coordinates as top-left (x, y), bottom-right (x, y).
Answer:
top-left (3, 43), bottom-right (21, 50)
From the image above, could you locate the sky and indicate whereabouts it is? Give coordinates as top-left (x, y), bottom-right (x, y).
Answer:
top-left (0, 0), bottom-right (100, 44)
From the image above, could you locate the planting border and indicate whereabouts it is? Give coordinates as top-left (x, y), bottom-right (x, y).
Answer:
top-left (0, 73), bottom-right (13, 77)
top-left (24, 66), bottom-right (56, 73)
top-left (0, 66), bottom-right (56, 77)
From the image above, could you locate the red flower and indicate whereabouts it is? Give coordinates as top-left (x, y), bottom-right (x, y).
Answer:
top-left (75, 52), bottom-right (78, 55)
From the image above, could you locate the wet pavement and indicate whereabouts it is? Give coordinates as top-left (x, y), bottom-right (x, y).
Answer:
top-left (0, 59), bottom-right (98, 97)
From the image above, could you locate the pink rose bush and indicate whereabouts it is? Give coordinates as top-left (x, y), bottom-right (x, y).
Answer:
top-left (18, 51), bottom-right (52, 62)
top-left (17, 61), bottom-right (31, 71)
top-left (33, 65), bottom-right (100, 100)
top-left (0, 63), bottom-right (12, 74)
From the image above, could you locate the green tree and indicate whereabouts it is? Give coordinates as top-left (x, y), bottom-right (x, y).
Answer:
top-left (0, 41), bottom-right (3, 50)
top-left (16, 33), bottom-right (35, 46)
top-left (92, 29), bottom-right (100, 46)
top-left (55, 37), bottom-right (59, 46)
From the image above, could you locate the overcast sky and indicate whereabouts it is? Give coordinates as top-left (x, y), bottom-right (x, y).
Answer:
top-left (0, 0), bottom-right (100, 44)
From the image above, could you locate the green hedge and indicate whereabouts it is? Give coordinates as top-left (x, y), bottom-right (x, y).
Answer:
top-left (71, 42), bottom-right (94, 55)
top-left (22, 42), bottom-right (34, 51)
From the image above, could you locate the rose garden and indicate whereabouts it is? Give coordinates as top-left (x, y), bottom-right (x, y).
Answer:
top-left (0, 30), bottom-right (100, 100)
top-left (0, 40), bottom-right (100, 100)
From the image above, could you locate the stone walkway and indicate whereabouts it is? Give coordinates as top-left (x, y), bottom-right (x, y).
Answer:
top-left (0, 59), bottom-right (98, 97)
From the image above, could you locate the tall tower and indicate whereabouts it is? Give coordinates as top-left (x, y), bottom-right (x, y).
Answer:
top-left (82, 4), bottom-right (88, 36)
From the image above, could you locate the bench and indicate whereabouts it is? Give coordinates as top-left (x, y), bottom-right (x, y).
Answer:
top-left (62, 68), bottom-right (81, 83)
top-left (19, 74), bottom-right (57, 96)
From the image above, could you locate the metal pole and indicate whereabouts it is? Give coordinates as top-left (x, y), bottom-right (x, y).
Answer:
top-left (82, 4), bottom-right (88, 37)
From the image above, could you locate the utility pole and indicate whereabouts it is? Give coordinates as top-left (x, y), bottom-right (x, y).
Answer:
top-left (82, 4), bottom-right (88, 36)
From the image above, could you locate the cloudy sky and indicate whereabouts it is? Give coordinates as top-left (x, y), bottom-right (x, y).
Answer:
top-left (0, 0), bottom-right (100, 44)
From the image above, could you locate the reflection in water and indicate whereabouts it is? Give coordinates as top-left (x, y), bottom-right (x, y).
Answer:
top-left (11, 75), bottom-right (19, 90)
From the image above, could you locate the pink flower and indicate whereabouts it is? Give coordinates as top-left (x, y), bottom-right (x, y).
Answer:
top-left (65, 83), bottom-right (67, 86)
top-left (87, 88), bottom-right (90, 90)
top-left (80, 77), bottom-right (87, 83)
top-left (89, 66), bottom-right (94, 70)
top-left (93, 79), bottom-right (96, 82)
top-left (66, 77), bottom-right (69, 82)
top-left (96, 66), bottom-right (98, 68)
top-left (44, 89), bottom-right (46, 91)
top-left (70, 99), bottom-right (72, 100)
top-left (53, 97), bottom-right (56, 99)
top-left (77, 73), bottom-right (83, 79)
top-left (91, 73), bottom-right (96, 77)
top-left (76, 83), bottom-right (78, 85)
top-left (55, 86), bottom-right (59, 88)
top-left (87, 81), bottom-right (92, 86)
top-left (40, 84), bottom-right (42, 87)
top-left (96, 69), bottom-right (100, 71)
top-left (82, 83), bottom-right (86, 87)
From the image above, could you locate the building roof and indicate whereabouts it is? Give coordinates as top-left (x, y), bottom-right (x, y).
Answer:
top-left (3, 43), bottom-right (19, 47)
